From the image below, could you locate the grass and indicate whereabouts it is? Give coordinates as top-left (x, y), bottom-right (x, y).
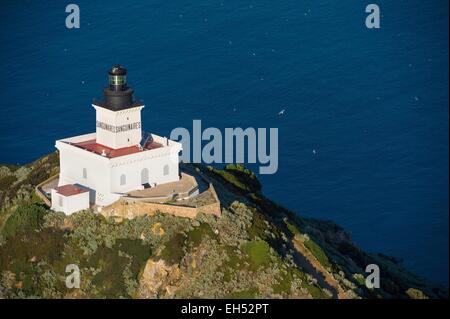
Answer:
top-left (284, 219), bottom-right (301, 236)
top-left (208, 164), bottom-right (261, 194)
top-left (241, 240), bottom-right (271, 271)
top-left (160, 233), bottom-right (186, 265)
top-left (247, 210), bottom-right (285, 256)
top-left (186, 223), bottom-right (215, 248)
top-left (222, 245), bottom-right (246, 282)
top-left (304, 238), bottom-right (332, 269)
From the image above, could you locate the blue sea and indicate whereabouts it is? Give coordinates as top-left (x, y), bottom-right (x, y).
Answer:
top-left (0, 1), bottom-right (448, 286)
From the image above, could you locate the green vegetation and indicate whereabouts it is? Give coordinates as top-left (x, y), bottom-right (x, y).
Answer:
top-left (160, 233), bottom-right (186, 265)
top-left (83, 239), bottom-right (152, 298)
top-left (0, 152), bottom-right (59, 233)
top-left (284, 219), bottom-right (301, 236)
top-left (208, 164), bottom-right (261, 193)
top-left (247, 210), bottom-right (269, 240)
top-left (226, 288), bottom-right (259, 299)
top-left (405, 288), bottom-right (429, 299)
top-left (0, 228), bottom-right (66, 274)
top-left (0, 227), bottom-right (67, 297)
top-left (186, 223), bottom-right (215, 248)
top-left (0, 155), bottom-right (446, 299)
top-left (304, 238), bottom-right (332, 269)
top-left (272, 265), bottom-right (303, 295)
top-left (0, 175), bottom-right (17, 191)
top-left (1, 203), bottom-right (48, 238)
top-left (241, 240), bottom-right (271, 271)
top-left (88, 246), bottom-right (130, 298)
top-left (114, 239), bottom-right (152, 279)
top-left (305, 283), bottom-right (330, 299)
top-left (353, 273), bottom-right (366, 287)
top-left (221, 245), bottom-right (246, 282)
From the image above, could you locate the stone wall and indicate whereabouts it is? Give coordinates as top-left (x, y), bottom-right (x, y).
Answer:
top-left (101, 197), bottom-right (221, 219)
top-left (35, 174), bottom-right (59, 207)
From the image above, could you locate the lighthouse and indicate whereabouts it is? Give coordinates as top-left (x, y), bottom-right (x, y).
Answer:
top-left (93, 65), bottom-right (144, 150)
top-left (52, 65), bottom-right (182, 213)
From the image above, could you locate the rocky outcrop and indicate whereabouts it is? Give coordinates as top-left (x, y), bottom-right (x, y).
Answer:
top-left (137, 259), bottom-right (181, 298)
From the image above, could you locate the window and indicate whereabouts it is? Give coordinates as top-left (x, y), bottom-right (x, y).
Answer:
top-left (59, 195), bottom-right (63, 207)
top-left (163, 165), bottom-right (170, 176)
top-left (82, 168), bottom-right (87, 179)
top-left (120, 174), bottom-right (126, 186)
top-left (109, 75), bottom-right (126, 85)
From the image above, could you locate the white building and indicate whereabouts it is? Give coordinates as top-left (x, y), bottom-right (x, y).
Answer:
top-left (51, 185), bottom-right (90, 215)
top-left (51, 65), bottom-right (182, 214)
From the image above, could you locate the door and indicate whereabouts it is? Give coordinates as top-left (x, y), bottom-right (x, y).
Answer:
top-left (141, 168), bottom-right (149, 185)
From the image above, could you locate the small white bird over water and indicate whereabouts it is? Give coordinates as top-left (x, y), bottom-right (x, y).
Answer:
top-left (278, 109), bottom-right (286, 116)
top-left (312, 149), bottom-right (317, 155)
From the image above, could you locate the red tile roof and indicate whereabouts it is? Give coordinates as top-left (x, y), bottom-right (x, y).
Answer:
top-left (72, 139), bottom-right (163, 158)
top-left (56, 184), bottom-right (89, 197)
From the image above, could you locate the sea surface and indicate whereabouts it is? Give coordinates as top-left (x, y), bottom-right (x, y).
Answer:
top-left (0, 1), bottom-right (448, 286)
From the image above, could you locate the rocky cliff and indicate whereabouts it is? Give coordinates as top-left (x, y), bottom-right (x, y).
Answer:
top-left (0, 153), bottom-right (447, 299)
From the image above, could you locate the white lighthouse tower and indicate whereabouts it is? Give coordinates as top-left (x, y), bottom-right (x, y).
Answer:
top-left (93, 65), bottom-right (144, 149)
top-left (51, 65), bottom-right (182, 213)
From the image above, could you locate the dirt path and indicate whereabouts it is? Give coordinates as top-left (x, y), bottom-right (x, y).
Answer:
top-left (292, 236), bottom-right (347, 299)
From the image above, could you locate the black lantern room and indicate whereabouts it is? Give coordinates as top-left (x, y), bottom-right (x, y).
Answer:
top-left (96, 65), bottom-right (142, 111)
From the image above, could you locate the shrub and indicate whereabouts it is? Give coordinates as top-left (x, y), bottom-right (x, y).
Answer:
top-left (43, 211), bottom-right (66, 229)
top-left (1, 203), bottom-right (48, 238)
top-left (0, 175), bottom-right (17, 192)
top-left (304, 283), bottom-right (330, 299)
top-left (247, 210), bottom-right (268, 240)
top-left (87, 246), bottom-right (129, 298)
top-left (186, 223), bottom-right (215, 248)
top-left (0, 228), bottom-right (66, 279)
top-left (160, 233), bottom-right (186, 265)
top-left (210, 164), bottom-right (262, 193)
top-left (272, 264), bottom-right (305, 295)
top-left (114, 238), bottom-right (152, 279)
top-left (405, 288), bottom-right (429, 299)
